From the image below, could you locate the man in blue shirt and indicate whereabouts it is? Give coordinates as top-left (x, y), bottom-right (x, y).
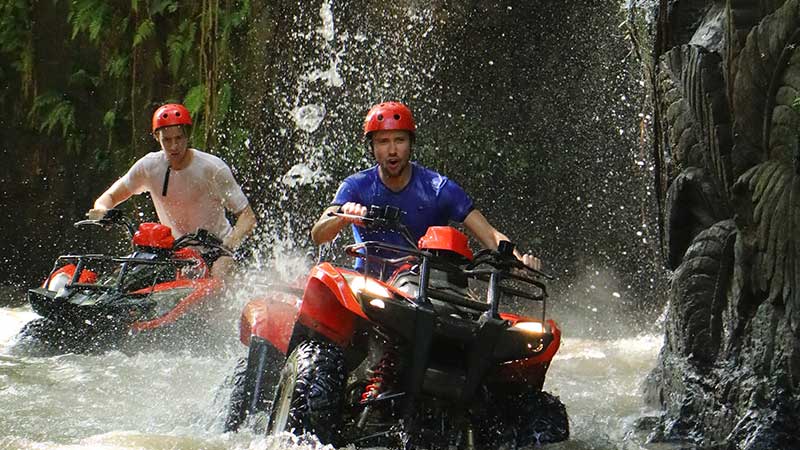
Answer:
top-left (311, 101), bottom-right (540, 270)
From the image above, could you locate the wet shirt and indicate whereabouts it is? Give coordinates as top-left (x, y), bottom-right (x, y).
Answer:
top-left (121, 149), bottom-right (249, 240)
top-left (331, 163), bottom-right (474, 268)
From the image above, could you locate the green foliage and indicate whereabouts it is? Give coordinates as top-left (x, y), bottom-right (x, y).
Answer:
top-left (222, 0), bottom-right (251, 31)
top-left (133, 19), bottom-right (155, 48)
top-left (0, 0), bottom-right (253, 172)
top-left (167, 20), bottom-right (197, 79)
top-left (29, 92), bottom-right (76, 137)
top-left (151, 0), bottom-right (179, 16)
top-left (792, 96), bottom-right (800, 114)
top-left (184, 84), bottom-right (206, 117)
top-left (28, 92), bottom-right (81, 152)
top-left (105, 53), bottom-right (130, 79)
top-left (103, 110), bottom-right (117, 129)
top-left (0, 0), bottom-right (34, 97)
top-left (217, 82), bottom-right (233, 124)
top-left (67, 0), bottom-right (113, 43)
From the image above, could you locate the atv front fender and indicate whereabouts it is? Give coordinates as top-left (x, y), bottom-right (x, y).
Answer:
top-left (240, 292), bottom-right (301, 353)
top-left (296, 263), bottom-right (369, 348)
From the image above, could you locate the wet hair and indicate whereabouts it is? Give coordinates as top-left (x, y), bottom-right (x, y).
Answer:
top-left (365, 130), bottom-right (416, 157)
top-left (154, 124), bottom-right (191, 140)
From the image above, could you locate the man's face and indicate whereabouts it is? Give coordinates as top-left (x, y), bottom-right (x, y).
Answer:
top-left (372, 130), bottom-right (412, 178)
top-left (155, 126), bottom-right (189, 167)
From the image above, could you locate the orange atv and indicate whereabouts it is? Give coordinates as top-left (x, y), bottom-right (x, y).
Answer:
top-left (225, 205), bottom-right (568, 449)
top-left (14, 209), bottom-right (231, 354)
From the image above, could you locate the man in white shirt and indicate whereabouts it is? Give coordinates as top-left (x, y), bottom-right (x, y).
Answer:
top-left (88, 103), bottom-right (257, 277)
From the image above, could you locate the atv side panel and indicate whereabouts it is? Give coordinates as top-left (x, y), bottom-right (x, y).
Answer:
top-left (130, 278), bottom-right (223, 331)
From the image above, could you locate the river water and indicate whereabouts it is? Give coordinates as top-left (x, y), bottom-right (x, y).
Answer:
top-left (0, 283), bottom-right (672, 450)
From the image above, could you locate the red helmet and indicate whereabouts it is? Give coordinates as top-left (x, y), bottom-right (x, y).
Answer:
top-left (152, 103), bottom-right (192, 133)
top-left (363, 101), bottom-right (416, 136)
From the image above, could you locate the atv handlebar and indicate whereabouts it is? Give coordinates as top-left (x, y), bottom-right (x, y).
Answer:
top-left (75, 211), bottom-right (233, 257)
top-left (74, 209), bottom-right (136, 237)
top-left (173, 229), bottom-right (234, 256)
top-left (469, 244), bottom-right (554, 280)
top-left (329, 205), bottom-right (417, 248)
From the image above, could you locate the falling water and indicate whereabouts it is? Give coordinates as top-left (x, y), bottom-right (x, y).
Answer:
top-left (1, 0), bottom-right (671, 449)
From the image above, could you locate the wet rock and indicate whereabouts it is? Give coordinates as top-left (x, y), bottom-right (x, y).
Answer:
top-left (636, 0), bottom-right (800, 448)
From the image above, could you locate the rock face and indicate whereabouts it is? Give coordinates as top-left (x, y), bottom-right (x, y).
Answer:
top-left (642, 1), bottom-right (800, 448)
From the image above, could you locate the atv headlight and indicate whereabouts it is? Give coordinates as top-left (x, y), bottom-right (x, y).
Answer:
top-left (47, 272), bottom-right (71, 292)
top-left (368, 298), bottom-right (386, 309)
top-left (348, 276), bottom-right (392, 300)
top-left (513, 321), bottom-right (545, 335)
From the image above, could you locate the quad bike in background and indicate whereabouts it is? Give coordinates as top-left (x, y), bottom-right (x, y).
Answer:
top-left (13, 209), bottom-right (232, 354)
top-left (225, 205), bottom-right (569, 449)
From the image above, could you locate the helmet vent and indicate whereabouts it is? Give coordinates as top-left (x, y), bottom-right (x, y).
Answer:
top-left (394, 114), bottom-right (400, 120)
top-left (161, 113), bottom-right (168, 118)
top-left (377, 114), bottom-right (384, 121)
top-left (175, 112), bottom-right (181, 117)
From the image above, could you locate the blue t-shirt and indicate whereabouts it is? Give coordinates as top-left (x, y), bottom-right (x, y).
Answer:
top-left (332, 163), bottom-right (474, 266)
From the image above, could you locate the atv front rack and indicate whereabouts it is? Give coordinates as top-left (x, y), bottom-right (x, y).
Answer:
top-left (345, 240), bottom-right (549, 322)
top-left (46, 254), bottom-right (198, 293)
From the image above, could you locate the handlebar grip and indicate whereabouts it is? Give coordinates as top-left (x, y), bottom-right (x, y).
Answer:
top-left (195, 229), bottom-right (223, 246)
top-left (74, 219), bottom-right (97, 228)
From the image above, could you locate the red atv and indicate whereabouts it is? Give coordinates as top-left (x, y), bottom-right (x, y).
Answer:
top-left (225, 205), bottom-right (568, 448)
top-left (13, 209), bottom-right (232, 354)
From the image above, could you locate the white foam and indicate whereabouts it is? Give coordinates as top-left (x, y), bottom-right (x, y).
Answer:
top-left (0, 307), bottom-right (38, 347)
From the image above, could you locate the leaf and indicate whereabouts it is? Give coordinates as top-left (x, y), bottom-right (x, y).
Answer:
top-left (183, 84), bottom-right (205, 117)
top-left (167, 20), bottom-right (196, 78)
top-left (67, 0), bottom-right (111, 43)
top-left (151, 0), bottom-right (179, 16)
top-left (132, 19), bottom-right (154, 48)
top-left (29, 92), bottom-right (76, 138)
top-left (105, 54), bottom-right (130, 79)
top-left (152, 48), bottom-right (163, 70)
top-left (217, 82), bottom-right (232, 123)
top-left (103, 110), bottom-right (116, 129)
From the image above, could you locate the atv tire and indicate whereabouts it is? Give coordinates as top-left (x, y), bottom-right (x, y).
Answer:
top-left (13, 318), bottom-right (80, 355)
top-left (512, 390), bottom-right (569, 446)
top-left (267, 340), bottom-right (346, 445)
top-left (224, 356), bottom-right (250, 432)
top-left (224, 336), bottom-right (285, 433)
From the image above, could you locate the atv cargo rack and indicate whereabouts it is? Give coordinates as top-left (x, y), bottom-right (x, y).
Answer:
top-left (345, 239), bottom-right (550, 322)
top-left (45, 253), bottom-right (198, 292)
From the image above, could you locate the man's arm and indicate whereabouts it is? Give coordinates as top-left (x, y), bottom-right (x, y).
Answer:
top-left (463, 209), bottom-right (542, 270)
top-left (223, 205), bottom-right (257, 250)
top-left (87, 178), bottom-right (133, 219)
top-left (311, 202), bottom-right (367, 245)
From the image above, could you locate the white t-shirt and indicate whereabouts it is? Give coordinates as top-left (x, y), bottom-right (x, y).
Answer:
top-left (121, 149), bottom-right (249, 240)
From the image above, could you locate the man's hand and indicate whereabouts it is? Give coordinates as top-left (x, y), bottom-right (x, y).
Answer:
top-left (339, 202), bottom-right (367, 225)
top-left (86, 208), bottom-right (109, 220)
top-left (520, 253), bottom-right (542, 271)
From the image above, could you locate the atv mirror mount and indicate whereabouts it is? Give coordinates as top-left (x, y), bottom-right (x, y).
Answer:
top-left (331, 205), bottom-right (417, 249)
top-left (485, 270), bottom-right (502, 319)
top-left (415, 254), bottom-right (433, 307)
top-left (497, 240), bottom-right (515, 258)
